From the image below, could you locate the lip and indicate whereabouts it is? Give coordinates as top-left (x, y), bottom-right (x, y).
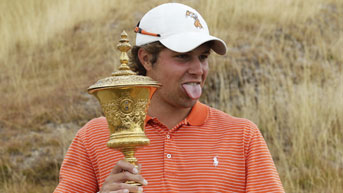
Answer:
top-left (180, 81), bottom-right (202, 91)
top-left (182, 82), bottom-right (200, 86)
top-left (181, 80), bottom-right (202, 85)
top-left (180, 81), bottom-right (202, 92)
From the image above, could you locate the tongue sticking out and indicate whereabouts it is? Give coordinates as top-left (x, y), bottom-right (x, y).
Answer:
top-left (182, 83), bottom-right (202, 100)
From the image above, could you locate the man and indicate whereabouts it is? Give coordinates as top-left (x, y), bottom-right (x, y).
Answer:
top-left (55, 3), bottom-right (284, 193)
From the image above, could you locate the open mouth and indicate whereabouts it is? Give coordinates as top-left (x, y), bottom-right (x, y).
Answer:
top-left (182, 82), bottom-right (202, 100)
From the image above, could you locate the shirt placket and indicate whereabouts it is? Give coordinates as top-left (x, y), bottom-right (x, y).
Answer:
top-left (164, 120), bottom-right (187, 190)
top-left (164, 127), bottom-right (174, 182)
top-left (149, 118), bottom-right (186, 190)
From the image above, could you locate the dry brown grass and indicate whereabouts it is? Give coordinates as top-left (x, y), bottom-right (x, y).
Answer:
top-left (1, 0), bottom-right (342, 192)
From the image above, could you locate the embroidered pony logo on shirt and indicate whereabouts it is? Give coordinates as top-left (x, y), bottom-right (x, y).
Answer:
top-left (213, 156), bottom-right (219, 167)
top-left (186, 10), bottom-right (203, 29)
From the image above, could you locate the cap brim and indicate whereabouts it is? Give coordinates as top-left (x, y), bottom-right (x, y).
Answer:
top-left (159, 32), bottom-right (227, 55)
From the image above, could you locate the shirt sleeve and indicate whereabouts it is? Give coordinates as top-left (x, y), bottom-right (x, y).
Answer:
top-left (54, 131), bottom-right (98, 193)
top-left (245, 125), bottom-right (285, 192)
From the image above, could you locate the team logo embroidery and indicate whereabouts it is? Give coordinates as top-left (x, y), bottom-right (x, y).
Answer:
top-left (186, 10), bottom-right (203, 29)
top-left (213, 156), bottom-right (219, 167)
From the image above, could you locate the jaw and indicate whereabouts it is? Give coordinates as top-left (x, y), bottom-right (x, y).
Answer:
top-left (149, 87), bottom-right (196, 115)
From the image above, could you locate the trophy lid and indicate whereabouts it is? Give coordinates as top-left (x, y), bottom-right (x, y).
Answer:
top-left (88, 31), bottom-right (160, 93)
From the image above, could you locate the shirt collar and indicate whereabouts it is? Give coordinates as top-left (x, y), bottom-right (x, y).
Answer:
top-left (145, 101), bottom-right (209, 126)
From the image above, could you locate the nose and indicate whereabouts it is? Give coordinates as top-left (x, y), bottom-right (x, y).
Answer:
top-left (188, 58), bottom-right (204, 75)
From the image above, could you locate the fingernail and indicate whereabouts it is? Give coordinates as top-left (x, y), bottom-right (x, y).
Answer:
top-left (138, 187), bottom-right (143, 192)
top-left (143, 179), bottom-right (148, 185)
top-left (123, 189), bottom-right (129, 193)
top-left (132, 167), bottom-right (138, 174)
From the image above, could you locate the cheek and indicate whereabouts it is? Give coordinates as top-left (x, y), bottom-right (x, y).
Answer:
top-left (152, 67), bottom-right (178, 87)
top-left (202, 63), bottom-right (209, 78)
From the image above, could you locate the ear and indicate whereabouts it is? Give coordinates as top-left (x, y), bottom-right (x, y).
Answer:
top-left (138, 48), bottom-right (153, 71)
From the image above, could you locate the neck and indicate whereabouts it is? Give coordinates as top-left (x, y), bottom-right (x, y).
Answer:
top-left (147, 97), bottom-right (193, 129)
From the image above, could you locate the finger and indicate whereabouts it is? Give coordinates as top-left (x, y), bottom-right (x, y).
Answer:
top-left (109, 190), bottom-right (129, 193)
top-left (137, 163), bottom-right (142, 171)
top-left (112, 160), bottom-right (138, 174)
top-left (107, 183), bottom-right (144, 193)
top-left (105, 171), bottom-right (147, 185)
top-left (116, 171), bottom-right (148, 186)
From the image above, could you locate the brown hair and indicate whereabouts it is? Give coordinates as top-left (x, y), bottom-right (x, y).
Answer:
top-left (129, 41), bottom-right (165, 76)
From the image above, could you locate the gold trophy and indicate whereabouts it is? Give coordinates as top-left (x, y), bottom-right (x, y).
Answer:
top-left (88, 31), bottom-right (160, 186)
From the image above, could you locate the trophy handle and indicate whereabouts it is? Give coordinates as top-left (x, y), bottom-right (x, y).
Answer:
top-left (122, 147), bottom-right (142, 187)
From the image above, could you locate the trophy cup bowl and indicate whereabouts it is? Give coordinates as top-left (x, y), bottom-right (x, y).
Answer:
top-left (88, 31), bottom-right (160, 187)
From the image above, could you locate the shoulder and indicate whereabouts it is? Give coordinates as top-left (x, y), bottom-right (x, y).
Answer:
top-left (77, 116), bottom-right (109, 140)
top-left (202, 105), bottom-right (260, 140)
top-left (206, 106), bottom-right (257, 130)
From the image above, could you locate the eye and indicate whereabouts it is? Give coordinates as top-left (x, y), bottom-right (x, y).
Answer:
top-left (176, 54), bottom-right (188, 59)
top-left (199, 54), bottom-right (209, 61)
top-left (175, 54), bottom-right (190, 60)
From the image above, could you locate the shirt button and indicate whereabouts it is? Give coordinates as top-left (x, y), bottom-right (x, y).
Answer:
top-left (166, 154), bottom-right (172, 158)
top-left (166, 135), bottom-right (170, 139)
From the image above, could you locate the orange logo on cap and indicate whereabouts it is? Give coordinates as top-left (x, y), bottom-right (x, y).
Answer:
top-left (186, 10), bottom-right (203, 29)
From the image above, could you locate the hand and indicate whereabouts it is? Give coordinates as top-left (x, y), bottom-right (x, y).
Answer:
top-left (100, 160), bottom-right (148, 193)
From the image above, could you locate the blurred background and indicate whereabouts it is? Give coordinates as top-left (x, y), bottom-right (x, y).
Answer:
top-left (0, 0), bottom-right (342, 192)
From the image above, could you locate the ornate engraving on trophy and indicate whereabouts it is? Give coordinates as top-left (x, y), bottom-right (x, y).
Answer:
top-left (88, 31), bottom-right (160, 188)
top-left (120, 99), bottom-right (133, 113)
top-left (101, 93), bottom-right (149, 134)
top-left (101, 100), bottom-right (119, 133)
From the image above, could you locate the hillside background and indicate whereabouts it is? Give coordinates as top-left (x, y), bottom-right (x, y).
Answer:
top-left (0, 0), bottom-right (342, 192)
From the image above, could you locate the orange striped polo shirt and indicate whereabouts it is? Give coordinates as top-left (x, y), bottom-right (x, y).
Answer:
top-left (55, 102), bottom-right (284, 192)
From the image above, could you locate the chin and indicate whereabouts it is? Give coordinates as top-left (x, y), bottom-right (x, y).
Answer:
top-left (179, 98), bottom-right (197, 108)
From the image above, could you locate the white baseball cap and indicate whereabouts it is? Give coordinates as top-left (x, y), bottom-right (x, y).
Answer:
top-left (135, 3), bottom-right (227, 55)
